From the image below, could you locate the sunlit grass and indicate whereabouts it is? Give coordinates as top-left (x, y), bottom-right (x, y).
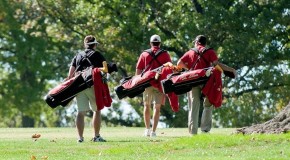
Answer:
top-left (0, 127), bottom-right (289, 159)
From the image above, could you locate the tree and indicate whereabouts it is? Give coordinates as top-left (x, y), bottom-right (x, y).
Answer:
top-left (0, 0), bottom-right (289, 127)
top-left (0, 0), bottom-right (76, 127)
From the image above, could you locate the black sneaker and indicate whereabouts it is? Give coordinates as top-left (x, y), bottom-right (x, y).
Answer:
top-left (92, 136), bottom-right (106, 142)
top-left (77, 137), bottom-right (84, 143)
top-left (201, 130), bottom-right (210, 134)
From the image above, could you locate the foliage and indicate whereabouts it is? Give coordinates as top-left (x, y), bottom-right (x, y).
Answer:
top-left (0, 0), bottom-right (289, 127)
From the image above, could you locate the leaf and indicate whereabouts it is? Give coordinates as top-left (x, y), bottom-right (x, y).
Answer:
top-left (32, 133), bottom-right (41, 138)
top-left (31, 155), bottom-right (36, 160)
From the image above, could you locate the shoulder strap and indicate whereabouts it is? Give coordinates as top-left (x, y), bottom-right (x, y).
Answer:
top-left (144, 49), bottom-right (152, 54)
top-left (141, 49), bottom-right (166, 76)
top-left (190, 47), bottom-right (212, 55)
top-left (190, 48), bottom-right (199, 55)
top-left (144, 49), bottom-right (165, 65)
top-left (74, 51), bottom-right (85, 72)
top-left (155, 49), bottom-right (166, 59)
top-left (83, 50), bottom-right (95, 66)
top-left (190, 47), bottom-right (212, 69)
top-left (75, 50), bottom-right (95, 71)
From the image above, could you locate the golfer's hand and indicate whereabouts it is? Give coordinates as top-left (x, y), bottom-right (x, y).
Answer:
top-left (163, 62), bottom-right (174, 68)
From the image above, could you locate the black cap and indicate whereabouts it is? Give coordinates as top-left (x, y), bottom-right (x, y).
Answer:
top-left (193, 35), bottom-right (207, 45)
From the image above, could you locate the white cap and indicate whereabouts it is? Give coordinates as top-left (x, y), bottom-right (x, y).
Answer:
top-left (150, 34), bottom-right (161, 42)
top-left (85, 39), bottom-right (99, 45)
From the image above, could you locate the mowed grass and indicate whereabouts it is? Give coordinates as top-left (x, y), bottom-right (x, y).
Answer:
top-left (0, 127), bottom-right (289, 160)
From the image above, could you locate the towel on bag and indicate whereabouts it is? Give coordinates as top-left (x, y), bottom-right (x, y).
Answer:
top-left (93, 68), bottom-right (112, 110)
top-left (202, 68), bottom-right (222, 108)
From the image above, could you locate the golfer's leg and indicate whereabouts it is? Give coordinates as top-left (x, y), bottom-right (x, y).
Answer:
top-left (86, 87), bottom-right (101, 137)
top-left (92, 110), bottom-right (101, 137)
top-left (76, 90), bottom-right (90, 140)
top-left (152, 104), bottom-right (161, 133)
top-left (200, 97), bottom-right (213, 132)
top-left (143, 104), bottom-right (151, 129)
top-left (143, 88), bottom-right (152, 131)
top-left (76, 111), bottom-right (86, 139)
top-left (188, 87), bottom-right (201, 135)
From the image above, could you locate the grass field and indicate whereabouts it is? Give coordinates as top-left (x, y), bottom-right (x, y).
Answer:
top-left (0, 127), bottom-right (289, 160)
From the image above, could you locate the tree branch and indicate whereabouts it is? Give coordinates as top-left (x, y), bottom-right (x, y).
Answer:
top-left (36, 0), bottom-right (85, 37)
top-left (224, 83), bottom-right (288, 98)
top-left (191, 0), bottom-right (203, 14)
top-left (162, 46), bottom-right (184, 58)
top-left (0, 47), bottom-right (15, 53)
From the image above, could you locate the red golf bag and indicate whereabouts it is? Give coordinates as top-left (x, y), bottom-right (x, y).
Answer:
top-left (114, 70), bottom-right (156, 99)
top-left (161, 67), bottom-right (213, 95)
top-left (45, 67), bottom-right (94, 108)
top-left (115, 66), bottom-right (180, 112)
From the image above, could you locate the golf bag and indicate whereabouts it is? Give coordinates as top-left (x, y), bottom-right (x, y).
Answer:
top-left (45, 62), bottom-right (118, 109)
top-left (45, 67), bottom-right (94, 108)
top-left (161, 67), bottom-right (213, 95)
top-left (114, 70), bottom-right (156, 99)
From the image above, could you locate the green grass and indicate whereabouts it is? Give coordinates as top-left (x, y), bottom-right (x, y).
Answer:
top-left (0, 127), bottom-right (289, 160)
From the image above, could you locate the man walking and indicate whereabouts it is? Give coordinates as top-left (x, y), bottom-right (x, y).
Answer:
top-left (67, 35), bottom-right (108, 142)
top-left (135, 34), bottom-right (172, 137)
top-left (177, 35), bottom-right (236, 135)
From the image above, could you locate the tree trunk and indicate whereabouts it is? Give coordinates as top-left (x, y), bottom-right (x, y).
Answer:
top-left (235, 102), bottom-right (290, 134)
top-left (22, 115), bottom-right (35, 127)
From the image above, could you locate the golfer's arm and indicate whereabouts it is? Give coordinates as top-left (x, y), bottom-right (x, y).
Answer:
top-left (177, 60), bottom-right (188, 70)
top-left (135, 69), bottom-right (142, 76)
top-left (67, 66), bottom-right (76, 79)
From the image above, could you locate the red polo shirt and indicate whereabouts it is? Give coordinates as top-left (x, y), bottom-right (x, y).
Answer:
top-left (180, 45), bottom-right (218, 70)
top-left (136, 46), bottom-right (171, 72)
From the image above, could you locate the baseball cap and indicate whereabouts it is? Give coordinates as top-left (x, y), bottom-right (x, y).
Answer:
top-left (193, 35), bottom-right (207, 45)
top-left (150, 34), bottom-right (161, 42)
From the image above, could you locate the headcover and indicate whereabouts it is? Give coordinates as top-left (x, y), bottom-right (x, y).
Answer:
top-left (107, 62), bottom-right (118, 74)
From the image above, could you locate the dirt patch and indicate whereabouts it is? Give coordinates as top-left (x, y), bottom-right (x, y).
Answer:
top-left (235, 102), bottom-right (290, 134)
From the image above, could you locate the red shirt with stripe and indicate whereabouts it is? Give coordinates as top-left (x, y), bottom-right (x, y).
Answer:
top-left (180, 45), bottom-right (218, 70)
top-left (136, 46), bottom-right (172, 72)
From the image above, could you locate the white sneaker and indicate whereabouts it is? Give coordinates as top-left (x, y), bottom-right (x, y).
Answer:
top-left (143, 129), bottom-right (150, 137)
top-left (150, 132), bottom-right (156, 137)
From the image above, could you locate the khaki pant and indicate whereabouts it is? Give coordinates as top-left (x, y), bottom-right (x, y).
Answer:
top-left (143, 86), bottom-right (165, 106)
top-left (188, 86), bottom-right (213, 134)
top-left (76, 87), bottom-right (97, 112)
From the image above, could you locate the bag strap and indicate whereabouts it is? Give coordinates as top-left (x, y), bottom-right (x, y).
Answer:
top-left (75, 50), bottom-right (95, 72)
top-left (141, 49), bottom-right (165, 76)
top-left (81, 50), bottom-right (94, 66)
top-left (190, 47), bottom-right (212, 69)
top-left (145, 49), bottom-right (164, 66)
